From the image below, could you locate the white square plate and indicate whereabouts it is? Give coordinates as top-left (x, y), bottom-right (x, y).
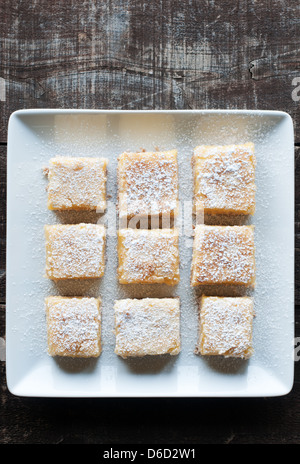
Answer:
top-left (6, 109), bottom-right (294, 397)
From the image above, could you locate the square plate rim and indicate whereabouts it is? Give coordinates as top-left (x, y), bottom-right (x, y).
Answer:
top-left (5, 108), bottom-right (295, 398)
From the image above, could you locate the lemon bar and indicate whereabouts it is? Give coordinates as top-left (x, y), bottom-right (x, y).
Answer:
top-left (45, 223), bottom-right (106, 279)
top-left (45, 296), bottom-right (102, 358)
top-left (192, 143), bottom-right (256, 215)
top-left (117, 228), bottom-right (180, 285)
top-left (114, 298), bottom-right (181, 358)
top-left (117, 149), bottom-right (179, 219)
top-left (46, 156), bottom-right (108, 211)
top-left (191, 225), bottom-right (255, 287)
top-left (195, 296), bottom-right (254, 359)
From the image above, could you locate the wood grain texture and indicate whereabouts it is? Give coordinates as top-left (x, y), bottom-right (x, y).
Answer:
top-left (0, 391), bottom-right (300, 444)
top-left (1, 0), bottom-right (300, 142)
top-left (0, 147), bottom-right (6, 305)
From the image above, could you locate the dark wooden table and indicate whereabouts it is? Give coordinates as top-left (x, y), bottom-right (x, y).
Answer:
top-left (0, 0), bottom-right (299, 445)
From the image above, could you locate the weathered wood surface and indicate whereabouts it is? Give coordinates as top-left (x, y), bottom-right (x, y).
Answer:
top-left (1, 0), bottom-right (300, 142)
top-left (0, 0), bottom-right (300, 445)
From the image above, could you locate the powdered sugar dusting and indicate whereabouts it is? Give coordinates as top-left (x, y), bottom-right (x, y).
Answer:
top-left (46, 296), bottom-right (101, 357)
top-left (118, 150), bottom-right (178, 217)
top-left (47, 157), bottom-right (108, 211)
top-left (191, 225), bottom-right (255, 286)
top-left (193, 143), bottom-right (256, 214)
top-left (118, 228), bottom-right (179, 285)
top-left (196, 296), bottom-right (254, 359)
top-left (45, 223), bottom-right (106, 279)
top-left (114, 298), bottom-right (180, 358)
